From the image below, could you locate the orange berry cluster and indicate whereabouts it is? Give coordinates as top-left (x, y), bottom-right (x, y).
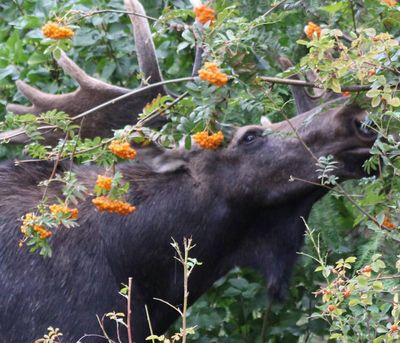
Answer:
top-left (92, 196), bottom-right (136, 215)
top-left (33, 224), bottom-right (52, 239)
top-left (49, 204), bottom-right (79, 220)
top-left (109, 140), bottom-right (137, 160)
top-left (192, 130), bottom-right (224, 149)
top-left (383, 0), bottom-right (397, 6)
top-left (382, 216), bottom-right (396, 230)
top-left (304, 21), bottom-right (321, 39)
top-left (342, 91), bottom-right (351, 97)
top-left (42, 21), bottom-right (74, 40)
top-left (198, 62), bottom-right (229, 87)
top-left (96, 175), bottom-right (113, 191)
top-left (193, 4), bottom-right (215, 25)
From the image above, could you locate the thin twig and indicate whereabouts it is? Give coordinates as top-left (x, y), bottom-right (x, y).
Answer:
top-left (127, 277), bottom-right (133, 343)
top-left (153, 297), bottom-right (183, 316)
top-left (349, 0), bottom-right (358, 35)
top-left (72, 77), bottom-right (195, 122)
top-left (261, 0), bottom-right (288, 18)
top-left (259, 303), bottom-right (270, 343)
top-left (74, 9), bottom-right (157, 22)
top-left (145, 305), bottom-right (155, 343)
top-left (41, 132), bottom-right (69, 202)
top-left (182, 238), bottom-right (190, 343)
top-left (69, 117), bottom-right (85, 170)
top-left (76, 334), bottom-right (110, 342)
top-left (370, 275), bottom-right (400, 282)
top-left (95, 315), bottom-right (117, 343)
top-left (265, 92), bottom-right (318, 160)
top-left (137, 91), bottom-right (189, 127)
top-left (12, 0), bottom-right (25, 16)
top-left (259, 76), bottom-right (372, 92)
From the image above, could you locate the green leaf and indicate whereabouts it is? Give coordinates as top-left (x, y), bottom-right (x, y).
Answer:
top-left (329, 78), bottom-right (341, 93)
top-left (371, 96), bottom-right (381, 107)
top-left (349, 299), bottom-right (360, 307)
top-left (388, 97), bottom-right (400, 107)
top-left (345, 256), bottom-right (357, 264)
top-left (321, 1), bottom-right (348, 14)
top-left (366, 89), bottom-right (381, 98)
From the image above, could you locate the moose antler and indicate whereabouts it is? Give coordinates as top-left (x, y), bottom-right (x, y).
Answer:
top-left (3, 0), bottom-right (167, 144)
top-left (277, 56), bottom-right (341, 114)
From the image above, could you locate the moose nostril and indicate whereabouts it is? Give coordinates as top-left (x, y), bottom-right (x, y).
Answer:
top-left (354, 119), bottom-right (377, 140)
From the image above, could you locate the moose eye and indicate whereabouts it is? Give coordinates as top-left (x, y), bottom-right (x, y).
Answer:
top-left (240, 131), bottom-right (261, 144)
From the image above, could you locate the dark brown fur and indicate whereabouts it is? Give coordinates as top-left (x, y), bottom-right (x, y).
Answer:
top-left (0, 99), bottom-right (376, 342)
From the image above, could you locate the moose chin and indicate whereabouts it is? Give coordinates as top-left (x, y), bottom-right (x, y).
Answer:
top-left (0, 0), bottom-right (377, 342)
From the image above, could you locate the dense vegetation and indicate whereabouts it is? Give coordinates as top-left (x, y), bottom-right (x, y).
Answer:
top-left (0, 0), bottom-right (399, 342)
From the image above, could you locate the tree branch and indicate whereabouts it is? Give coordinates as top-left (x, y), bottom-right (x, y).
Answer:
top-left (259, 76), bottom-right (372, 92)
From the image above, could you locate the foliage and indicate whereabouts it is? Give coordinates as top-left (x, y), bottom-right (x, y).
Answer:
top-left (1, 0), bottom-right (400, 342)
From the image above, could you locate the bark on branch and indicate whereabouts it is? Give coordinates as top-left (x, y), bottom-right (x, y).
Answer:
top-left (259, 76), bottom-right (372, 92)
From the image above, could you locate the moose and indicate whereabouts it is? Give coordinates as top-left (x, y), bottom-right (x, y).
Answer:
top-left (0, 0), bottom-right (377, 342)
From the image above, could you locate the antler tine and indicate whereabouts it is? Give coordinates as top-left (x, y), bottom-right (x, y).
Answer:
top-left (124, 0), bottom-right (164, 86)
top-left (277, 56), bottom-right (321, 114)
top-left (56, 51), bottom-right (106, 89)
top-left (13, 80), bottom-right (60, 109)
top-left (6, 103), bottom-right (35, 115)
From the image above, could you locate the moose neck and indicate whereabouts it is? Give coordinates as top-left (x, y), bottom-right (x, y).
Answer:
top-left (233, 188), bottom-right (327, 300)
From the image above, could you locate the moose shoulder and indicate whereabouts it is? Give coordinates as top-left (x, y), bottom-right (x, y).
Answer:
top-left (0, 99), bottom-right (376, 342)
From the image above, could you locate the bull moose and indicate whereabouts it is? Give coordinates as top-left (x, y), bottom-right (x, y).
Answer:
top-left (0, 0), bottom-right (377, 342)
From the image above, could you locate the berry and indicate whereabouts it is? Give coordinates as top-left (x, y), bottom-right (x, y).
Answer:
top-left (96, 175), bottom-right (113, 191)
top-left (342, 289), bottom-right (351, 299)
top-left (304, 22), bottom-right (321, 39)
top-left (33, 224), bottom-right (52, 239)
top-left (383, 0), bottom-right (397, 7)
top-left (92, 196), bottom-right (136, 216)
top-left (328, 304), bottom-right (336, 312)
top-left (42, 21), bottom-right (74, 40)
top-left (362, 265), bottom-right (373, 273)
top-left (49, 204), bottom-right (79, 220)
top-left (109, 140), bottom-right (137, 160)
top-left (193, 5), bottom-right (215, 25)
top-left (198, 62), bottom-right (229, 87)
top-left (192, 131), bottom-right (224, 149)
top-left (382, 216), bottom-right (396, 230)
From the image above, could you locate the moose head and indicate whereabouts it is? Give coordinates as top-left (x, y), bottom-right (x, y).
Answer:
top-left (0, 0), bottom-right (377, 342)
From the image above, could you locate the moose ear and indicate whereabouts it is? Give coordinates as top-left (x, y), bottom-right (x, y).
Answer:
top-left (137, 146), bottom-right (189, 173)
top-left (260, 116), bottom-right (272, 127)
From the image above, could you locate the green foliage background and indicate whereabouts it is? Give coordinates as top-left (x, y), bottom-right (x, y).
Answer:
top-left (1, 0), bottom-right (399, 342)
